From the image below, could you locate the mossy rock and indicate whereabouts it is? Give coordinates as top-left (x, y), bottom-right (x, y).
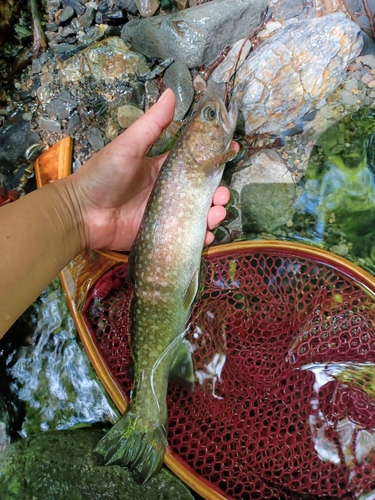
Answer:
top-left (0, 429), bottom-right (194, 500)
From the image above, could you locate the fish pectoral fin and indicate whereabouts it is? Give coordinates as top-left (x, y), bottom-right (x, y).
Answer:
top-left (201, 148), bottom-right (238, 169)
top-left (183, 269), bottom-right (199, 310)
top-left (169, 341), bottom-right (194, 392)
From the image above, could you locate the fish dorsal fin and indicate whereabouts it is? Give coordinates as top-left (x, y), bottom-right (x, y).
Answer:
top-left (200, 148), bottom-right (237, 169)
top-left (183, 269), bottom-right (199, 310)
top-left (169, 341), bottom-right (194, 392)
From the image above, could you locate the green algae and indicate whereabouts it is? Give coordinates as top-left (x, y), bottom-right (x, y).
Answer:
top-left (0, 429), bottom-right (194, 500)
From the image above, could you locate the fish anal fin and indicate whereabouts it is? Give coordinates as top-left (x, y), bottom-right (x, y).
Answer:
top-left (183, 270), bottom-right (199, 310)
top-left (169, 341), bottom-right (194, 392)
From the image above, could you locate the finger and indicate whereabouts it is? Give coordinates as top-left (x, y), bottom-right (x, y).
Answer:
top-left (207, 205), bottom-right (226, 230)
top-left (231, 140), bottom-right (240, 153)
top-left (204, 231), bottom-right (215, 246)
top-left (123, 89), bottom-right (176, 157)
top-left (213, 186), bottom-right (230, 206)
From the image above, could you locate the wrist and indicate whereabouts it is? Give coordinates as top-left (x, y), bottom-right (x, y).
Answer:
top-left (44, 176), bottom-right (88, 259)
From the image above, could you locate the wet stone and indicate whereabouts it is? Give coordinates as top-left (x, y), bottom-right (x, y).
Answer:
top-left (145, 80), bottom-right (160, 111)
top-left (31, 58), bottom-right (43, 74)
top-left (122, 0), bottom-right (267, 68)
top-left (114, 0), bottom-right (138, 14)
top-left (98, 0), bottom-right (109, 13)
top-left (87, 127), bottom-right (104, 151)
top-left (163, 61), bottom-right (194, 121)
top-left (36, 84), bottom-right (52, 103)
top-left (117, 104), bottom-right (144, 129)
top-left (135, 0), bottom-right (160, 17)
top-left (38, 116), bottom-right (62, 133)
top-left (59, 5), bottom-right (75, 24)
top-left (79, 6), bottom-right (97, 27)
top-left (46, 97), bottom-right (75, 120)
top-left (129, 81), bottom-right (145, 108)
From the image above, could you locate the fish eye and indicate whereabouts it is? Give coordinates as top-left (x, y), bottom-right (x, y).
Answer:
top-left (203, 106), bottom-right (216, 121)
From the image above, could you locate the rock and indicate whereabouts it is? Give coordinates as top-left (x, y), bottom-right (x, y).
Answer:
top-left (229, 150), bottom-right (296, 234)
top-left (67, 113), bottom-right (82, 135)
top-left (175, 0), bottom-right (188, 9)
top-left (116, 0), bottom-right (137, 12)
top-left (79, 6), bottom-right (97, 27)
top-left (267, 0), bottom-right (305, 21)
top-left (121, 0), bottom-right (267, 69)
top-left (36, 83), bottom-right (52, 103)
top-left (114, 0), bottom-right (138, 13)
top-left (163, 61), bottom-right (194, 121)
top-left (38, 116), bottom-right (62, 133)
top-left (232, 13), bottom-right (364, 135)
top-left (59, 37), bottom-right (150, 84)
top-left (193, 74), bottom-right (206, 94)
top-left (0, 111), bottom-right (40, 172)
top-left (145, 80), bottom-right (160, 111)
top-left (211, 38), bottom-right (252, 84)
top-left (59, 5), bottom-right (75, 24)
top-left (87, 127), bottom-right (104, 150)
top-left (105, 119), bottom-right (119, 140)
top-left (46, 95), bottom-right (75, 120)
top-left (129, 81), bottom-right (145, 108)
top-left (135, 0), bottom-right (160, 17)
top-left (117, 104), bottom-right (144, 128)
top-left (0, 429), bottom-right (194, 499)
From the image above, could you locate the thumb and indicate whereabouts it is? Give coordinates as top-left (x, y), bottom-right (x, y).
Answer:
top-left (123, 88), bottom-right (176, 157)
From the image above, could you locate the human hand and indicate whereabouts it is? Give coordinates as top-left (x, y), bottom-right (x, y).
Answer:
top-left (68, 88), bottom-right (237, 252)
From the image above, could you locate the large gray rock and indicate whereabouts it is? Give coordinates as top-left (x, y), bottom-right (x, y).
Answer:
top-left (121, 0), bottom-right (267, 69)
top-left (232, 13), bottom-right (364, 135)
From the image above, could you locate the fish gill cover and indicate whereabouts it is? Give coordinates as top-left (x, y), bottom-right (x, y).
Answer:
top-left (83, 249), bottom-right (375, 499)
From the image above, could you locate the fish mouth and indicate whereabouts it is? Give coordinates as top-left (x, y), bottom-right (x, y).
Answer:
top-left (220, 100), bottom-right (238, 136)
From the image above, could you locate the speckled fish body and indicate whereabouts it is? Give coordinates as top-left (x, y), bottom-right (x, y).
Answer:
top-left (95, 96), bottom-right (237, 482)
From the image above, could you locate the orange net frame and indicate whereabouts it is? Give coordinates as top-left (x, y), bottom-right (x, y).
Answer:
top-left (82, 245), bottom-right (375, 499)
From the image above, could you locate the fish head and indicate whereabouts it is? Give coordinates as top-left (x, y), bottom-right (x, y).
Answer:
top-left (184, 96), bottom-right (238, 168)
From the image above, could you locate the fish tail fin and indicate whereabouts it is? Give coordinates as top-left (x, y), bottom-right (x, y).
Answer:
top-left (94, 410), bottom-right (167, 483)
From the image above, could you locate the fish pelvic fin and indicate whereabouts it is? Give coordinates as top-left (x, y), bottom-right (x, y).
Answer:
top-left (94, 411), bottom-right (167, 483)
top-left (169, 341), bottom-right (195, 392)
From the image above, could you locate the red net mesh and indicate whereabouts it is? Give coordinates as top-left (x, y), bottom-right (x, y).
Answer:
top-left (82, 249), bottom-right (375, 499)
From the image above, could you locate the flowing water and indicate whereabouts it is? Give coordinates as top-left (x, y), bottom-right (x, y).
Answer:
top-left (0, 278), bottom-right (119, 438)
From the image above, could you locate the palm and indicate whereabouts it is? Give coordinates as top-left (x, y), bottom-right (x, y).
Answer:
top-left (70, 89), bottom-right (235, 252)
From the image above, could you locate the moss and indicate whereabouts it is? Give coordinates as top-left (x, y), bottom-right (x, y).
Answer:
top-left (0, 429), bottom-right (194, 500)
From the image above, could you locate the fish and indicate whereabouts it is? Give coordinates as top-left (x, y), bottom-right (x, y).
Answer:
top-left (94, 95), bottom-right (238, 482)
